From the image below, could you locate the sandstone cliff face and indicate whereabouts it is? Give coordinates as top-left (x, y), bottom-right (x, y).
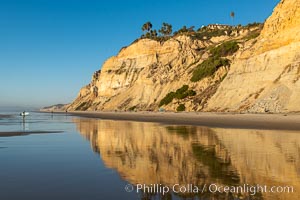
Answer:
top-left (68, 35), bottom-right (231, 111)
top-left (258, 0), bottom-right (300, 54)
top-left (68, 32), bottom-right (253, 111)
top-left (206, 0), bottom-right (300, 113)
top-left (67, 0), bottom-right (299, 113)
top-left (40, 104), bottom-right (69, 112)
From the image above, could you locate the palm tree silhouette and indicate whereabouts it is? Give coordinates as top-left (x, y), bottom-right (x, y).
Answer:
top-left (230, 11), bottom-right (235, 26)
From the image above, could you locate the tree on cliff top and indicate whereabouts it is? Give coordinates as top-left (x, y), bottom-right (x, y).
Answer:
top-left (230, 11), bottom-right (235, 25)
top-left (158, 22), bottom-right (173, 37)
top-left (142, 22), bottom-right (158, 39)
top-left (142, 22), bottom-right (153, 32)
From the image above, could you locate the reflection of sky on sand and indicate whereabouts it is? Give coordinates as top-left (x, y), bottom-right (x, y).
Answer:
top-left (0, 112), bottom-right (74, 133)
top-left (74, 118), bottom-right (300, 200)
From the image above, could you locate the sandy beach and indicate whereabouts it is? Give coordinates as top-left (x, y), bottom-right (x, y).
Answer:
top-left (61, 111), bottom-right (300, 130)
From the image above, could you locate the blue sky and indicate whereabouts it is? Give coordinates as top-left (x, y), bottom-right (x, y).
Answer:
top-left (0, 0), bottom-right (280, 108)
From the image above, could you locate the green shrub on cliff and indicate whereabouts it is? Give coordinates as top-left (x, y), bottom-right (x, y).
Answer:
top-left (186, 90), bottom-right (196, 96)
top-left (159, 85), bottom-right (196, 106)
top-left (195, 29), bottom-right (225, 39)
top-left (210, 40), bottom-right (239, 57)
top-left (176, 104), bottom-right (186, 112)
top-left (245, 22), bottom-right (262, 29)
top-left (159, 92), bottom-right (176, 106)
top-left (128, 106), bottom-right (137, 111)
top-left (191, 57), bottom-right (230, 82)
top-left (174, 85), bottom-right (188, 98)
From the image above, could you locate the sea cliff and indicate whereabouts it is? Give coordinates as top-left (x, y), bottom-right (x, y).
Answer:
top-left (52, 0), bottom-right (300, 113)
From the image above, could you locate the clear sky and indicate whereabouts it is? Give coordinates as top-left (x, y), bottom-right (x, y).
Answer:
top-left (0, 0), bottom-right (280, 109)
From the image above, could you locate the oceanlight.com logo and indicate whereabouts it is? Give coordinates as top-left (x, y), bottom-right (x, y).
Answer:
top-left (124, 183), bottom-right (294, 196)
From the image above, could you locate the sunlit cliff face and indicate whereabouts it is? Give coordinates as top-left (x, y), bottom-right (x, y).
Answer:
top-left (74, 118), bottom-right (300, 199)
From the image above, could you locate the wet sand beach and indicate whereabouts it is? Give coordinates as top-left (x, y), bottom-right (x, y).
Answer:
top-left (61, 111), bottom-right (300, 130)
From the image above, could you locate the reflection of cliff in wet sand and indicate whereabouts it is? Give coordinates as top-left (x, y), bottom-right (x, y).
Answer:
top-left (75, 118), bottom-right (227, 186)
top-left (74, 118), bottom-right (300, 199)
top-left (214, 129), bottom-right (300, 186)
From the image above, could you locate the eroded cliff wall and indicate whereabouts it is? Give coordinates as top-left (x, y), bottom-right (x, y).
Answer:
top-left (67, 0), bottom-right (300, 113)
top-left (206, 0), bottom-right (300, 113)
top-left (68, 35), bottom-right (231, 111)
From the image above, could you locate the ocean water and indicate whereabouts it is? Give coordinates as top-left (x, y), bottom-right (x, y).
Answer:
top-left (0, 112), bottom-right (299, 200)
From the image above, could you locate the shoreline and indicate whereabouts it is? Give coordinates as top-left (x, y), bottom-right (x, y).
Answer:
top-left (48, 111), bottom-right (300, 131)
top-left (0, 131), bottom-right (64, 137)
top-left (0, 114), bottom-right (14, 119)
